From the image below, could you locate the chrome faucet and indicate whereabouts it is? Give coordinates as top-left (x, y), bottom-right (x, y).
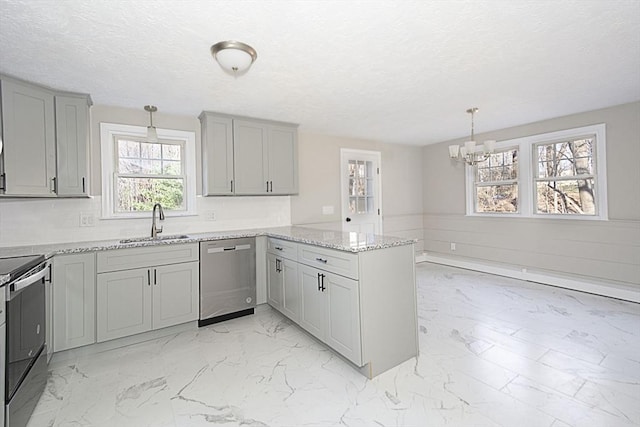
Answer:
top-left (151, 203), bottom-right (165, 238)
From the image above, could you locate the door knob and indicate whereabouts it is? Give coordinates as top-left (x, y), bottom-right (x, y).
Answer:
top-left (345, 217), bottom-right (351, 222)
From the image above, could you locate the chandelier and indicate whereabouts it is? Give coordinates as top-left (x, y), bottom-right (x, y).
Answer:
top-left (449, 107), bottom-right (496, 166)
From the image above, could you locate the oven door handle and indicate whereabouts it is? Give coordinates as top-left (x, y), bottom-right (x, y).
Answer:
top-left (8, 266), bottom-right (47, 299)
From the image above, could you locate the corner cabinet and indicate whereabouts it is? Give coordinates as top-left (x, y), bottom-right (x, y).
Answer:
top-left (266, 238), bottom-right (300, 322)
top-left (0, 75), bottom-right (91, 197)
top-left (96, 244), bottom-right (199, 342)
top-left (53, 252), bottom-right (97, 352)
top-left (199, 111), bottom-right (298, 196)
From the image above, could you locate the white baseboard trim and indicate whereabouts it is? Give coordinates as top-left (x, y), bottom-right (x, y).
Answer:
top-left (418, 253), bottom-right (640, 304)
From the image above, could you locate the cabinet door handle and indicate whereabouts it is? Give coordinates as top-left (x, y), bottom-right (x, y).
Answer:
top-left (321, 274), bottom-right (326, 292)
top-left (0, 173), bottom-right (6, 191)
top-left (230, 180), bottom-right (234, 193)
top-left (315, 257), bottom-right (328, 264)
top-left (317, 273), bottom-right (322, 291)
top-left (154, 269), bottom-right (157, 285)
top-left (82, 177), bottom-right (86, 193)
top-left (50, 177), bottom-right (57, 193)
top-left (147, 269), bottom-right (151, 286)
top-left (266, 181), bottom-right (269, 192)
top-left (269, 181), bottom-right (273, 192)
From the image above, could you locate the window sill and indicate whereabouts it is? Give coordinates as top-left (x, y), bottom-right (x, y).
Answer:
top-left (465, 212), bottom-right (608, 221)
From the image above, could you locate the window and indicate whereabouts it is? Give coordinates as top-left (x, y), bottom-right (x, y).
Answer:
top-left (474, 148), bottom-right (519, 213)
top-left (348, 159), bottom-right (376, 214)
top-left (534, 137), bottom-right (596, 215)
top-left (465, 124), bottom-right (607, 220)
top-left (115, 137), bottom-right (185, 212)
top-left (100, 123), bottom-right (196, 218)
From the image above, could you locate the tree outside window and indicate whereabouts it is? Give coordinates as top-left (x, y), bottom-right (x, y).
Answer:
top-left (115, 136), bottom-right (186, 213)
top-left (535, 137), bottom-right (596, 215)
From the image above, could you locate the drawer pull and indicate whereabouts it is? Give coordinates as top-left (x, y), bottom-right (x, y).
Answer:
top-left (275, 246), bottom-right (284, 251)
top-left (315, 257), bottom-right (328, 264)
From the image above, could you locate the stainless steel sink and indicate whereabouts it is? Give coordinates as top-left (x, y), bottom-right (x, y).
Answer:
top-left (119, 234), bottom-right (190, 244)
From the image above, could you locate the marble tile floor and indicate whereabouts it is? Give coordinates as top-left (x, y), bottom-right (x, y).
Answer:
top-left (28, 263), bottom-right (640, 427)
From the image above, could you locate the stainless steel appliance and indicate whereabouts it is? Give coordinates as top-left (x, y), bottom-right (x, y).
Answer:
top-left (199, 238), bottom-right (256, 326)
top-left (1, 255), bottom-right (48, 427)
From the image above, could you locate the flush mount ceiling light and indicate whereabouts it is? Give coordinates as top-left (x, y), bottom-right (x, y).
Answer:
top-left (144, 105), bottom-right (158, 143)
top-left (210, 40), bottom-right (257, 76)
top-left (448, 107), bottom-right (496, 166)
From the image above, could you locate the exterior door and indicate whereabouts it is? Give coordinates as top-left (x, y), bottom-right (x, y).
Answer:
top-left (340, 149), bottom-right (382, 235)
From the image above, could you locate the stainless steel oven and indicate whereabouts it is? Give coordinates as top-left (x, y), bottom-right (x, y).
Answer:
top-left (1, 255), bottom-right (48, 427)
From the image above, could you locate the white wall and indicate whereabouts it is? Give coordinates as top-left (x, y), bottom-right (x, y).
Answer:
top-left (421, 102), bottom-right (640, 289)
top-left (290, 132), bottom-right (424, 254)
top-left (0, 105), bottom-right (291, 247)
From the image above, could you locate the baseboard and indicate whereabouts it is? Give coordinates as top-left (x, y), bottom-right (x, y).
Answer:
top-left (418, 252), bottom-right (640, 303)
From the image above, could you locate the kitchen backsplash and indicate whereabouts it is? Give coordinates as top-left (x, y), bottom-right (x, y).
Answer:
top-left (0, 196), bottom-right (291, 247)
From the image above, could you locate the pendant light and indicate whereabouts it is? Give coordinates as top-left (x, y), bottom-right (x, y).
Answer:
top-left (144, 105), bottom-right (158, 143)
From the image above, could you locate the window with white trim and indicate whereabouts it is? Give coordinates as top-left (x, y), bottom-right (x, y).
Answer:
top-left (465, 124), bottom-right (607, 220)
top-left (534, 137), bottom-right (596, 215)
top-left (100, 123), bottom-right (196, 218)
top-left (474, 147), bottom-right (519, 214)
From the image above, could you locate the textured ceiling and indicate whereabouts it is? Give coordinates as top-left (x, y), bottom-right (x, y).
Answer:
top-left (0, 0), bottom-right (638, 145)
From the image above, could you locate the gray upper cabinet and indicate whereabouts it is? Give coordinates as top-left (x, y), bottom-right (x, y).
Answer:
top-left (0, 78), bottom-right (56, 196)
top-left (55, 94), bottom-right (91, 196)
top-left (233, 119), bottom-right (269, 194)
top-left (200, 113), bottom-right (234, 195)
top-left (0, 75), bottom-right (91, 198)
top-left (199, 111), bottom-right (298, 196)
top-left (268, 125), bottom-right (298, 195)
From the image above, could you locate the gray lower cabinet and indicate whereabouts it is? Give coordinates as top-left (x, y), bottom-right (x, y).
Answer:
top-left (96, 244), bottom-right (199, 342)
top-left (267, 253), bottom-right (284, 309)
top-left (267, 253), bottom-right (299, 322)
top-left (267, 238), bottom-right (418, 378)
top-left (298, 264), bottom-right (362, 365)
top-left (199, 111), bottom-right (298, 196)
top-left (152, 262), bottom-right (200, 329)
top-left (1, 286), bottom-right (5, 427)
top-left (96, 267), bottom-right (152, 341)
top-left (53, 253), bottom-right (96, 352)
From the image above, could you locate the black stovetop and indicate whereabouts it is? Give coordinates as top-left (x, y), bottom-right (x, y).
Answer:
top-left (0, 254), bottom-right (45, 282)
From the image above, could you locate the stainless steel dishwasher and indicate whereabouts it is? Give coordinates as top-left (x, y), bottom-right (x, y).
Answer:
top-left (199, 238), bottom-right (256, 326)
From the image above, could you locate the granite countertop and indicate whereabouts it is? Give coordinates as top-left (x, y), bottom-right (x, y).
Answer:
top-left (0, 226), bottom-right (416, 260)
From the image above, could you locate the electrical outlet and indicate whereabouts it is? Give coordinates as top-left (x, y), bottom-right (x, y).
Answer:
top-left (322, 205), bottom-right (334, 215)
top-left (79, 212), bottom-right (95, 227)
top-left (450, 242), bottom-right (456, 251)
top-left (205, 210), bottom-right (216, 221)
